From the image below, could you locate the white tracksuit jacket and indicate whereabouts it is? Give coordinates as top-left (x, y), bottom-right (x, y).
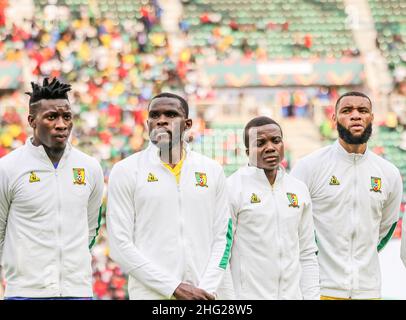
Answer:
top-left (291, 140), bottom-right (403, 299)
top-left (0, 138), bottom-right (104, 298)
top-left (106, 143), bottom-right (232, 299)
top-left (227, 165), bottom-right (320, 300)
top-left (401, 212), bottom-right (406, 268)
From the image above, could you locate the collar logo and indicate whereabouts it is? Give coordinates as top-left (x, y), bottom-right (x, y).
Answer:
top-left (147, 172), bottom-right (158, 182)
top-left (195, 172), bottom-right (208, 187)
top-left (73, 168), bottom-right (86, 185)
top-left (250, 193), bottom-right (261, 203)
top-left (287, 193), bottom-right (300, 208)
top-left (29, 171), bottom-right (40, 183)
top-left (370, 177), bottom-right (382, 193)
top-left (329, 175), bottom-right (340, 185)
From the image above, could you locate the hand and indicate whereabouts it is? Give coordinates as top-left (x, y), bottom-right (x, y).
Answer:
top-left (173, 283), bottom-right (215, 300)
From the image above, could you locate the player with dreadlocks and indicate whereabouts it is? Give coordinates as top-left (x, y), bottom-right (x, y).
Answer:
top-left (0, 78), bottom-right (104, 300)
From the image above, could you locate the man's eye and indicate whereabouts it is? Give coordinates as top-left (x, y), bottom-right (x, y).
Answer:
top-left (150, 113), bottom-right (159, 119)
top-left (47, 115), bottom-right (56, 120)
top-left (167, 112), bottom-right (177, 118)
top-left (273, 138), bottom-right (281, 144)
top-left (64, 115), bottom-right (72, 120)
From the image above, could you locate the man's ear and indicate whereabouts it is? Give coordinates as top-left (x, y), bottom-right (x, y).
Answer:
top-left (185, 118), bottom-right (193, 130)
top-left (28, 114), bottom-right (36, 129)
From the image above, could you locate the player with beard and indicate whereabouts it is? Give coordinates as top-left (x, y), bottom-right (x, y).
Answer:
top-left (291, 91), bottom-right (403, 300)
top-left (106, 93), bottom-right (232, 300)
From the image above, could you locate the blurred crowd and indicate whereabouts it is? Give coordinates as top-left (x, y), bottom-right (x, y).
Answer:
top-left (0, 0), bottom-right (405, 299)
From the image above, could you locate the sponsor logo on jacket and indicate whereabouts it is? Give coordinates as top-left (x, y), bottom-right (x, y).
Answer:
top-left (147, 172), bottom-right (159, 182)
top-left (29, 171), bottom-right (40, 183)
top-left (329, 175), bottom-right (340, 185)
top-left (250, 193), bottom-right (261, 203)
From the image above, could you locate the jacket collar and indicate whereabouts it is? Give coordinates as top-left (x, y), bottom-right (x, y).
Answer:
top-left (145, 140), bottom-right (191, 165)
top-left (246, 164), bottom-right (285, 189)
top-left (333, 139), bottom-right (369, 164)
top-left (26, 137), bottom-right (72, 168)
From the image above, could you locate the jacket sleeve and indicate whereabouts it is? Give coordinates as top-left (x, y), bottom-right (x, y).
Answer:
top-left (106, 162), bottom-right (181, 299)
top-left (377, 170), bottom-right (403, 252)
top-left (0, 164), bottom-right (10, 266)
top-left (401, 213), bottom-right (406, 268)
top-left (198, 168), bottom-right (233, 296)
top-left (299, 192), bottom-right (320, 300)
top-left (88, 162), bottom-right (105, 249)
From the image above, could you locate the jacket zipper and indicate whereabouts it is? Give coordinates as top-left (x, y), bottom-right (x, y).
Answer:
top-left (271, 183), bottom-right (282, 299)
top-left (349, 156), bottom-right (357, 298)
top-left (55, 168), bottom-right (63, 297)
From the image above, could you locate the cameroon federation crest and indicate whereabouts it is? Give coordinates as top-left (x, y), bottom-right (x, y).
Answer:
top-left (195, 172), bottom-right (208, 187)
top-left (370, 176), bottom-right (382, 193)
top-left (73, 168), bottom-right (86, 185)
top-left (287, 193), bottom-right (300, 208)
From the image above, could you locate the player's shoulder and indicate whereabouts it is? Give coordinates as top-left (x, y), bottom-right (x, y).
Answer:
top-left (111, 149), bottom-right (144, 173)
top-left (368, 149), bottom-right (401, 177)
top-left (297, 144), bottom-right (333, 164)
top-left (189, 150), bottom-right (223, 172)
top-left (70, 146), bottom-right (102, 170)
top-left (284, 171), bottom-right (311, 194)
top-left (0, 145), bottom-right (29, 179)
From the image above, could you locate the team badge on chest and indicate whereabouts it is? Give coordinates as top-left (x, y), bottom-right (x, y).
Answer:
top-left (287, 193), bottom-right (300, 208)
top-left (73, 168), bottom-right (86, 185)
top-left (370, 176), bottom-right (382, 193)
top-left (195, 172), bottom-right (208, 187)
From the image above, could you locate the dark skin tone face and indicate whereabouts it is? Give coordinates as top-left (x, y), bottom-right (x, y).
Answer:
top-left (147, 98), bottom-right (214, 300)
top-left (246, 124), bottom-right (284, 185)
top-left (28, 99), bottom-right (73, 164)
top-left (147, 97), bottom-right (192, 166)
top-left (332, 95), bottom-right (373, 154)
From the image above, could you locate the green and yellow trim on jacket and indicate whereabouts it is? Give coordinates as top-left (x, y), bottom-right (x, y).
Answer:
top-left (89, 206), bottom-right (103, 249)
top-left (377, 222), bottom-right (397, 252)
top-left (219, 218), bottom-right (233, 269)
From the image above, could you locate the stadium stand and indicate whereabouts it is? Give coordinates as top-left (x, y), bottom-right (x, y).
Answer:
top-left (181, 0), bottom-right (359, 59)
top-left (0, 0), bottom-right (405, 299)
top-left (369, 0), bottom-right (406, 85)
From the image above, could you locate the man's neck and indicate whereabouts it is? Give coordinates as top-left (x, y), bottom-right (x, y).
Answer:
top-left (338, 138), bottom-right (367, 154)
top-left (264, 168), bottom-right (278, 186)
top-left (159, 143), bottom-right (183, 168)
top-left (32, 138), bottom-right (65, 164)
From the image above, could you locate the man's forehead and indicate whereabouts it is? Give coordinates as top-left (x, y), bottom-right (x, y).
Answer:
top-left (149, 97), bottom-right (183, 111)
top-left (249, 124), bottom-right (282, 137)
top-left (338, 96), bottom-right (371, 109)
top-left (39, 99), bottom-right (70, 110)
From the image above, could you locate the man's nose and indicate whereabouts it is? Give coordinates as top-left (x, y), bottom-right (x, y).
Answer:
top-left (55, 116), bottom-right (68, 129)
top-left (350, 110), bottom-right (362, 120)
top-left (157, 114), bottom-right (168, 126)
top-left (264, 142), bottom-right (276, 153)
